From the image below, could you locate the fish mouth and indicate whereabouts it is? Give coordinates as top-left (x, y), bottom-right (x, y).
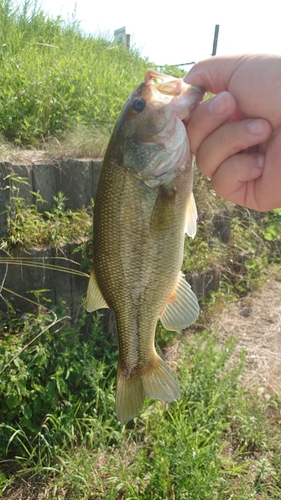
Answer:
top-left (143, 68), bottom-right (204, 120)
top-left (145, 68), bottom-right (204, 99)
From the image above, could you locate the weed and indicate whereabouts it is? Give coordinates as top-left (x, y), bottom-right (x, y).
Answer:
top-left (1, 174), bottom-right (92, 250)
top-left (0, 307), bottom-right (118, 470)
top-left (1, 306), bottom-right (281, 499)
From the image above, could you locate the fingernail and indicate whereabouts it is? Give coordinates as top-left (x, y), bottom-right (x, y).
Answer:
top-left (247, 119), bottom-right (268, 136)
top-left (256, 154), bottom-right (264, 168)
top-left (208, 92), bottom-right (232, 115)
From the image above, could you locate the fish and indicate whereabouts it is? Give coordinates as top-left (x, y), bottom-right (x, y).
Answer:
top-left (86, 69), bottom-right (204, 423)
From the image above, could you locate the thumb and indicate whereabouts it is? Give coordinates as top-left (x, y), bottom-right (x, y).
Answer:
top-left (184, 55), bottom-right (247, 94)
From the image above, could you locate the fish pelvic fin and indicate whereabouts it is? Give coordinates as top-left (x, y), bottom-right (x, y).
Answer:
top-left (116, 355), bottom-right (179, 423)
top-left (86, 268), bottom-right (109, 312)
top-left (160, 272), bottom-right (199, 331)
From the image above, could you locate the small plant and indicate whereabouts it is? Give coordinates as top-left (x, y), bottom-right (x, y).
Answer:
top-left (1, 179), bottom-right (92, 249)
top-left (0, 306), bottom-right (118, 469)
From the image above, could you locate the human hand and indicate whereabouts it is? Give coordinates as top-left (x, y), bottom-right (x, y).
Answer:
top-left (184, 54), bottom-right (281, 211)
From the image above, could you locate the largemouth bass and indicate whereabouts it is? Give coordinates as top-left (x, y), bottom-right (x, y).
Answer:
top-left (87, 69), bottom-right (204, 423)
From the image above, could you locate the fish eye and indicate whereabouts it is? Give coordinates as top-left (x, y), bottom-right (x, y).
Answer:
top-left (132, 98), bottom-right (145, 112)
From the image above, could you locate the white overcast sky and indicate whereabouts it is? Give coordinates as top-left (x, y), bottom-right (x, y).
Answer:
top-left (22, 0), bottom-right (281, 68)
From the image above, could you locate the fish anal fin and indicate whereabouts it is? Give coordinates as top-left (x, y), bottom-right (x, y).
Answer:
top-left (160, 273), bottom-right (199, 331)
top-left (185, 192), bottom-right (197, 238)
top-left (142, 354), bottom-right (179, 402)
top-left (116, 354), bottom-right (179, 423)
top-left (86, 268), bottom-right (109, 312)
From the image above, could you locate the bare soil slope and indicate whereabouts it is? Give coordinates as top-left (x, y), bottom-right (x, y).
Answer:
top-left (212, 272), bottom-right (281, 395)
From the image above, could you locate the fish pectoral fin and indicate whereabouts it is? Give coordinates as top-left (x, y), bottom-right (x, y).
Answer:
top-left (86, 268), bottom-right (109, 312)
top-left (185, 192), bottom-right (197, 238)
top-left (160, 273), bottom-right (199, 331)
top-left (150, 184), bottom-right (176, 234)
top-left (116, 354), bottom-right (179, 423)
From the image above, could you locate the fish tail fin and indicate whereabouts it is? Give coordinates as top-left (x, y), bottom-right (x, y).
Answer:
top-left (116, 363), bottom-right (145, 424)
top-left (116, 355), bottom-right (179, 423)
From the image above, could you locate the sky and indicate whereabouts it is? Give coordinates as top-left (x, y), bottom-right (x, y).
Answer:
top-left (31, 0), bottom-right (281, 69)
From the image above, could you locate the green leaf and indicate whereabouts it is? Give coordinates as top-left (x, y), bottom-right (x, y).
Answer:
top-left (21, 402), bottom-right (32, 419)
top-left (6, 394), bottom-right (19, 409)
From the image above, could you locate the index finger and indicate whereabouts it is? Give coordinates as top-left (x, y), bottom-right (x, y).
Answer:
top-left (186, 91), bottom-right (236, 155)
top-left (184, 55), bottom-right (249, 94)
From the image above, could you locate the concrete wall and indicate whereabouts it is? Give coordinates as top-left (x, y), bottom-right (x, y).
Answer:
top-left (0, 244), bottom-right (88, 319)
top-left (0, 159), bottom-right (102, 237)
top-left (0, 159), bottom-right (102, 317)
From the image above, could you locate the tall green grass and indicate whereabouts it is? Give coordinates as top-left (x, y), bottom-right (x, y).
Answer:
top-left (0, 0), bottom-right (152, 148)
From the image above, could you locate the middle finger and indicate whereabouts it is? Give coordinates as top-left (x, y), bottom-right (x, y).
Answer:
top-left (195, 118), bottom-right (272, 178)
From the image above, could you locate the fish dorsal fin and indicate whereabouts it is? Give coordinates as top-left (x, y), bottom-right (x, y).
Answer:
top-left (185, 192), bottom-right (197, 238)
top-left (86, 268), bottom-right (109, 312)
top-left (160, 273), bottom-right (199, 331)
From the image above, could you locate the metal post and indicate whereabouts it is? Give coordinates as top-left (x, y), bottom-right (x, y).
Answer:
top-left (211, 25), bottom-right (220, 56)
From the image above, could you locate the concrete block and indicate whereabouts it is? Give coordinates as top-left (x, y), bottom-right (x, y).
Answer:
top-left (186, 267), bottom-right (221, 301)
top-left (32, 159), bottom-right (102, 211)
top-left (0, 244), bottom-right (88, 317)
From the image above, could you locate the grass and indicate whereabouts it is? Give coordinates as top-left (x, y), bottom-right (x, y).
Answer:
top-left (1, 186), bottom-right (93, 250)
top-left (0, 0), bottom-right (154, 150)
top-left (0, 0), bottom-right (187, 157)
top-left (1, 157), bottom-right (281, 498)
top-left (1, 308), bottom-right (281, 499)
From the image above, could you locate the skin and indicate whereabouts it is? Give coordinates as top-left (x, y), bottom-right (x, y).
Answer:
top-left (184, 54), bottom-right (281, 211)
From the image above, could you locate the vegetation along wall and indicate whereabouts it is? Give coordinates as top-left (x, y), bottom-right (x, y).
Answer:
top-left (0, 160), bottom-right (101, 317)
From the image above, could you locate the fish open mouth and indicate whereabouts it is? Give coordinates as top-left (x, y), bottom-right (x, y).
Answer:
top-left (145, 68), bottom-right (204, 100)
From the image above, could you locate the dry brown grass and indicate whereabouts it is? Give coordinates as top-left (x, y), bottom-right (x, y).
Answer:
top-left (211, 270), bottom-right (281, 395)
top-left (0, 124), bottom-right (109, 164)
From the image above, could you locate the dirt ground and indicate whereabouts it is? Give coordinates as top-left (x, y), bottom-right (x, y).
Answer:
top-left (163, 270), bottom-right (281, 396)
top-left (212, 271), bottom-right (281, 395)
